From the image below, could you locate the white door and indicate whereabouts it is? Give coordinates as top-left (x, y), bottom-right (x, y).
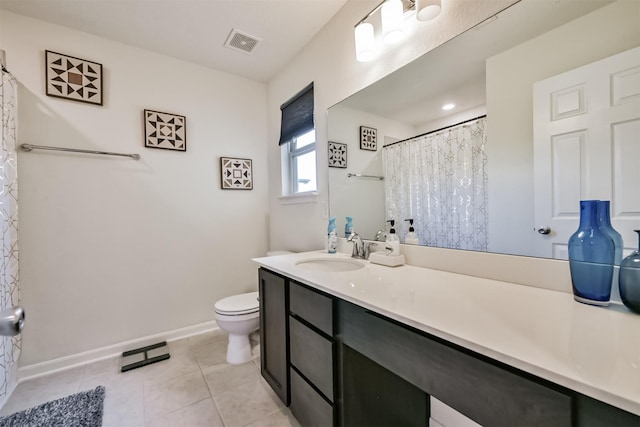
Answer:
top-left (533, 47), bottom-right (640, 259)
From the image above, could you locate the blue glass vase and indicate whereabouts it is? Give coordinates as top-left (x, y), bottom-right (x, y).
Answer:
top-left (568, 200), bottom-right (615, 306)
top-left (596, 201), bottom-right (623, 265)
top-left (619, 230), bottom-right (640, 314)
top-left (597, 200), bottom-right (623, 300)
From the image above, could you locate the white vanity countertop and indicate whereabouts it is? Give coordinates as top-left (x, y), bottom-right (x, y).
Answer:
top-left (253, 251), bottom-right (640, 416)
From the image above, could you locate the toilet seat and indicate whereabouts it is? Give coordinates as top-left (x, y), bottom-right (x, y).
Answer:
top-left (214, 291), bottom-right (259, 316)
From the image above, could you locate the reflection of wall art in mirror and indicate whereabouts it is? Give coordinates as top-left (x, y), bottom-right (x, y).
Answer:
top-left (360, 126), bottom-right (377, 151)
top-left (220, 157), bottom-right (253, 190)
top-left (144, 109), bottom-right (187, 152)
top-left (328, 141), bottom-right (347, 168)
top-left (45, 50), bottom-right (103, 105)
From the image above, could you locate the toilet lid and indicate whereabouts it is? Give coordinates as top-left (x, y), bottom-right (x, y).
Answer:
top-left (215, 291), bottom-right (259, 315)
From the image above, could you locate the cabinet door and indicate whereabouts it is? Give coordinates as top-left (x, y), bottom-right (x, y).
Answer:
top-left (259, 268), bottom-right (288, 405)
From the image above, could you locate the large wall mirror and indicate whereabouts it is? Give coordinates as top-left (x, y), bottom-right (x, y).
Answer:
top-left (328, 0), bottom-right (640, 259)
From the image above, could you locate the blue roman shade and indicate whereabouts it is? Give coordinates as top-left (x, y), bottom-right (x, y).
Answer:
top-left (279, 82), bottom-right (314, 146)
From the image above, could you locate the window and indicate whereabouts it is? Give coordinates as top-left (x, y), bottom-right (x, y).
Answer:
top-left (288, 129), bottom-right (317, 193)
top-left (279, 83), bottom-right (316, 195)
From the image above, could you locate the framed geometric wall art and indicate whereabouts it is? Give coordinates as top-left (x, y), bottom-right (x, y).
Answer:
top-left (45, 50), bottom-right (103, 105)
top-left (360, 126), bottom-right (377, 151)
top-left (221, 157), bottom-right (253, 190)
top-left (143, 109), bottom-right (187, 151)
top-left (328, 141), bottom-right (347, 168)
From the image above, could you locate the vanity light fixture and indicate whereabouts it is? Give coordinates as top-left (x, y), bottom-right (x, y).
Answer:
top-left (442, 103), bottom-right (455, 110)
top-left (354, 0), bottom-right (442, 62)
top-left (416, 0), bottom-right (441, 22)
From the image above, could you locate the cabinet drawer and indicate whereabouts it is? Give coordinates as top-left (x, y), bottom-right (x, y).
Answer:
top-left (290, 281), bottom-right (333, 335)
top-left (290, 316), bottom-right (334, 401)
top-left (290, 368), bottom-right (334, 427)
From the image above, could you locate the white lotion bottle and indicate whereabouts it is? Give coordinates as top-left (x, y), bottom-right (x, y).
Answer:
top-left (385, 220), bottom-right (400, 256)
top-left (404, 219), bottom-right (419, 245)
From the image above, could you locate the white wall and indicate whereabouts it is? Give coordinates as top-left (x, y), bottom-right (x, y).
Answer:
top-left (1, 11), bottom-right (269, 366)
top-left (267, 0), bottom-right (518, 253)
top-left (485, 0), bottom-right (640, 256)
top-left (328, 104), bottom-right (415, 240)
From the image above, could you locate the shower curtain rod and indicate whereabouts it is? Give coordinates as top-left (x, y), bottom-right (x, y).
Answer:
top-left (383, 114), bottom-right (487, 149)
top-left (20, 144), bottom-right (141, 160)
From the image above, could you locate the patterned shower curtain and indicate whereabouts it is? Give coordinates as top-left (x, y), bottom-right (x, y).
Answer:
top-left (0, 66), bottom-right (20, 405)
top-left (382, 117), bottom-right (488, 251)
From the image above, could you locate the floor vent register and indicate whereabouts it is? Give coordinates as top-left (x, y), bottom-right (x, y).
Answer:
top-left (120, 341), bottom-right (170, 372)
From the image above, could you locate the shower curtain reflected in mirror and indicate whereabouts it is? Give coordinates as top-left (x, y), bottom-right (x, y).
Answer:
top-left (0, 66), bottom-right (20, 406)
top-left (383, 117), bottom-right (488, 250)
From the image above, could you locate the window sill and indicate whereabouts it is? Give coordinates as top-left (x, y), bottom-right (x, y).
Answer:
top-left (278, 192), bottom-right (319, 205)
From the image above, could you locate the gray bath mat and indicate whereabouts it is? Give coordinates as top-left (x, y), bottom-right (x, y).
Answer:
top-left (0, 385), bottom-right (105, 427)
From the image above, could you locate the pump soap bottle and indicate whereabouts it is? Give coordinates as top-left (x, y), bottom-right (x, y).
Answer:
top-left (385, 220), bottom-right (400, 256)
top-left (327, 217), bottom-right (337, 254)
top-left (345, 216), bottom-right (353, 238)
top-left (404, 219), bottom-right (419, 245)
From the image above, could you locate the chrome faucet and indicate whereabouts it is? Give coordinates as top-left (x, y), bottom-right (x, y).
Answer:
top-left (348, 232), bottom-right (364, 258)
top-left (374, 229), bottom-right (386, 241)
top-left (348, 232), bottom-right (377, 260)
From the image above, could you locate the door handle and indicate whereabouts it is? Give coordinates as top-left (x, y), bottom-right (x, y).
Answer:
top-left (0, 306), bottom-right (25, 337)
top-left (537, 226), bottom-right (551, 235)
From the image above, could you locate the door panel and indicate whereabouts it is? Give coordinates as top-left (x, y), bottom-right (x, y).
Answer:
top-left (534, 47), bottom-right (640, 258)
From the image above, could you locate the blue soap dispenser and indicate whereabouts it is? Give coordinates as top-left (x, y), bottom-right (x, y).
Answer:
top-left (345, 216), bottom-right (353, 238)
top-left (327, 217), bottom-right (337, 254)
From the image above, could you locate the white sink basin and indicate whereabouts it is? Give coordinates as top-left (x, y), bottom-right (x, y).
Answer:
top-left (295, 257), bottom-right (365, 272)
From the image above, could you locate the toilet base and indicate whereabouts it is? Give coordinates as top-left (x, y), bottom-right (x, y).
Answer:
top-left (226, 333), bottom-right (253, 365)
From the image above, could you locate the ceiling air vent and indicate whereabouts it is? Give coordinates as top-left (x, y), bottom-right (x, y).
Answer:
top-left (224, 29), bottom-right (261, 55)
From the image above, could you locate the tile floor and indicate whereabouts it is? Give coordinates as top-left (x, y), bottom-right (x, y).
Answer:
top-left (0, 331), bottom-right (301, 427)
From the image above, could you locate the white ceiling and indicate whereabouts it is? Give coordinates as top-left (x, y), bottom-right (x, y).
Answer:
top-left (0, 0), bottom-right (348, 82)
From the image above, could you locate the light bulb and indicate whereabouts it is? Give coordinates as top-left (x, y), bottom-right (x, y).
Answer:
top-left (381, 0), bottom-right (404, 45)
top-left (354, 22), bottom-right (376, 62)
top-left (416, 0), bottom-right (442, 22)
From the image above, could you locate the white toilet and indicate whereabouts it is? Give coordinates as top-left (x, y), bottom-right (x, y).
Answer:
top-left (214, 291), bottom-right (260, 365)
top-left (214, 250), bottom-right (292, 364)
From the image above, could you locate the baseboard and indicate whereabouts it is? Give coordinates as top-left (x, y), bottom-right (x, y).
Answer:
top-left (18, 320), bottom-right (219, 382)
top-left (0, 363), bottom-right (19, 409)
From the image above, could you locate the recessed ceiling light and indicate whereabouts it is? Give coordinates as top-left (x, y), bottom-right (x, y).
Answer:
top-left (442, 103), bottom-right (455, 110)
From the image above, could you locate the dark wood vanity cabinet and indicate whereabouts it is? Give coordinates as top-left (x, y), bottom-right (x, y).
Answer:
top-left (258, 268), bottom-right (289, 405)
top-left (338, 300), bottom-right (640, 427)
top-left (259, 268), bottom-right (639, 427)
top-left (339, 300), bottom-right (571, 427)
